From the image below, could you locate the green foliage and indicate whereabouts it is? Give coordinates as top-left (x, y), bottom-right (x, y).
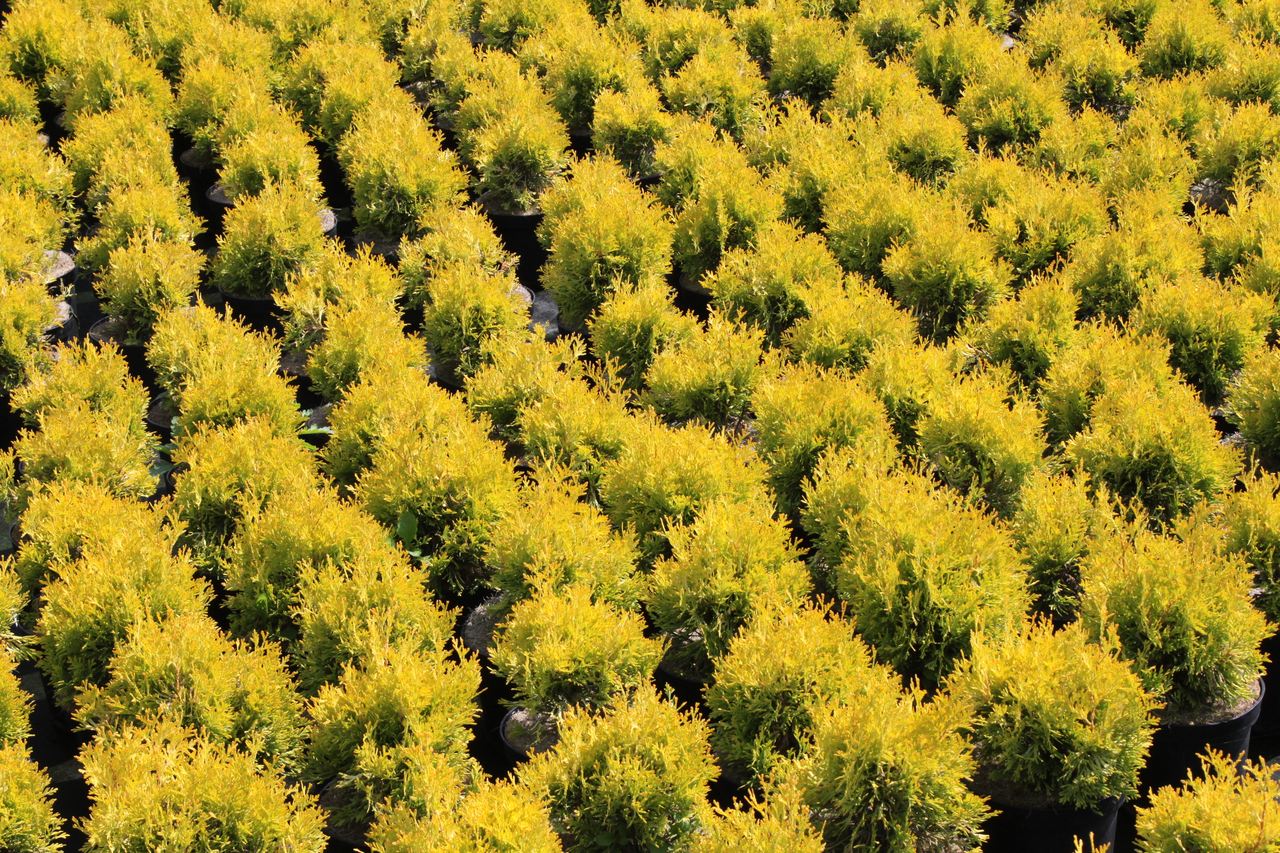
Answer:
top-left (76, 612), bottom-right (306, 770)
top-left (706, 605), bottom-right (884, 782)
top-left (1132, 276), bottom-right (1269, 406)
top-left (1065, 378), bottom-right (1240, 524)
top-left (11, 340), bottom-right (147, 431)
top-left (399, 206), bottom-right (513, 311)
top-left (539, 157), bottom-right (673, 330)
top-left (1197, 101), bottom-right (1280, 190)
top-left (956, 53), bottom-right (1064, 151)
top-left (465, 332), bottom-right (582, 441)
top-left (853, 0), bottom-right (925, 62)
top-left (0, 743), bottom-right (63, 853)
top-left (647, 494), bottom-right (810, 679)
top-left (37, 534), bottom-right (210, 708)
top-left (522, 688), bottom-right (716, 853)
top-left (705, 220), bottom-right (842, 347)
top-left (420, 262), bottom-right (527, 386)
top-left (752, 364), bottom-right (897, 517)
top-left (79, 719), bottom-right (327, 852)
top-left (768, 17), bottom-right (854, 108)
top-left (822, 168), bottom-right (926, 279)
top-left (1079, 524), bottom-right (1268, 715)
top-left (518, 378), bottom-right (634, 491)
top-left (0, 120), bottom-right (74, 215)
top-left (1139, 0), bottom-right (1230, 78)
top-left (834, 469), bottom-right (1030, 690)
top-left (1228, 346), bottom-right (1280, 469)
top-left (306, 299), bottom-right (425, 402)
top-left (913, 17), bottom-right (1002, 107)
top-left (292, 548), bottom-right (456, 691)
top-left (304, 642), bottom-right (479, 827)
top-left (338, 93), bottom-right (467, 239)
top-left (862, 340), bottom-right (953, 449)
top-left (917, 368), bottom-right (1046, 517)
top-left (662, 43), bottom-right (767, 140)
top-left (485, 476), bottom-right (641, 611)
top-left (281, 37), bottom-right (401, 144)
top-left (0, 189), bottom-right (65, 282)
top-left (97, 237), bottom-right (203, 343)
top-left (1022, 4), bottom-right (1138, 111)
top-left (355, 417), bottom-right (520, 597)
top-left (985, 171), bottom-right (1108, 284)
top-left (877, 97), bottom-right (970, 184)
top-left (784, 679), bottom-right (989, 851)
top-left (492, 585), bottom-right (662, 716)
top-left (592, 83), bottom-right (672, 178)
top-left (1218, 471), bottom-right (1280, 623)
top-left (882, 210), bottom-right (1009, 342)
top-left (0, 650), bottom-right (30, 746)
top-left (696, 782), bottom-right (824, 852)
top-left (948, 620), bottom-right (1155, 809)
top-left (57, 31), bottom-right (173, 128)
top-left (1135, 749), bottom-right (1280, 852)
top-left (781, 275), bottom-right (919, 371)
top-left (76, 176), bottom-right (201, 274)
top-left (59, 95), bottom-right (173, 204)
top-left (588, 279), bottom-right (697, 390)
top-left (521, 22), bottom-right (644, 133)
top-left (598, 416), bottom-right (767, 561)
top-left (641, 313), bottom-right (767, 428)
top-left (211, 182), bottom-right (327, 298)
top-left (966, 274), bottom-right (1079, 388)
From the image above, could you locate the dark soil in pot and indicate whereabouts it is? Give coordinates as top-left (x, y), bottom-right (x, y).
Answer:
top-left (42, 249), bottom-right (75, 289)
top-left (44, 299), bottom-right (78, 344)
top-left (87, 316), bottom-right (157, 391)
top-left (983, 794), bottom-right (1121, 853)
top-left (1143, 679), bottom-right (1264, 796)
top-left (499, 706), bottom-right (558, 760)
top-left (145, 393), bottom-right (176, 443)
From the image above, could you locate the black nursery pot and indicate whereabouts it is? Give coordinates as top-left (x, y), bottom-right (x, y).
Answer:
top-left (1143, 680), bottom-right (1265, 795)
top-left (984, 796), bottom-right (1122, 853)
top-left (219, 291), bottom-right (281, 332)
top-left (1250, 633), bottom-right (1280, 756)
top-left (485, 206), bottom-right (547, 290)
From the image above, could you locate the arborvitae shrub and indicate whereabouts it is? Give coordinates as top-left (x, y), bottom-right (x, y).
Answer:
top-left (647, 494), bottom-right (810, 679)
top-left (591, 83), bottom-right (671, 178)
top-left (292, 548), bottom-right (456, 692)
top-left (304, 642), bottom-right (479, 828)
top-left (76, 612), bottom-right (306, 769)
top-left (521, 22), bottom-right (644, 133)
top-left (752, 365), bottom-right (897, 517)
top-left (706, 605), bottom-right (885, 783)
top-left (853, 0), bottom-right (925, 62)
top-left (1197, 101), bottom-right (1280, 190)
top-left (79, 719), bottom-right (327, 851)
top-left (147, 304), bottom-right (289, 407)
top-left (1138, 0), bottom-right (1230, 78)
top-left (754, 110), bottom-right (862, 234)
top-left (1033, 107), bottom-right (1122, 185)
top-left (828, 53), bottom-right (925, 119)
top-left (877, 97), bottom-right (970, 185)
top-left (669, 152), bottom-right (781, 285)
top-left (0, 275), bottom-right (63, 395)
top-left (662, 42), bottom-right (766, 141)
top-left (597, 417), bottom-right (767, 561)
top-left (492, 585), bottom-right (662, 717)
top-left (97, 237), bottom-right (202, 344)
top-left (211, 182), bottom-right (326, 299)
top-left (518, 378), bottom-right (634, 491)
top-left (282, 37), bottom-right (401, 144)
top-left (338, 94), bottom-right (467, 239)
top-left (0, 72), bottom-right (37, 124)
top-left (168, 418), bottom-right (318, 564)
top-left (1218, 471), bottom-right (1280, 623)
top-left (522, 688), bottom-right (716, 852)
top-left (420, 262), bottom-right (527, 386)
top-left (222, 484), bottom-right (391, 640)
top-left (822, 167), bottom-right (926, 279)
top-left (0, 649), bottom-right (29, 746)
top-left (306, 300), bottom-right (424, 402)
top-left (14, 403), bottom-right (159, 503)
top-left (696, 782), bottom-right (824, 851)
top-left (1080, 525), bottom-right (1268, 716)
top-left (882, 210), bottom-right (1010, 342)
top-left (955, 53), bottom-right (1064, 152)
top-left (1100, 122), bottom-right (1195, 211)
top-left (277, 243), bottom-right (406, 350)
top-left (587, 279), bottom-right (697, 390)
top-left (835, 470), bottom-right (1030, 690)
top-left (784, 679), bottom-right (989, 850)
top-left (57, 36), bottom-right (173, 129)
top-left (1067, 197), bottom-right (1203, 321)
top-left (917, 368), bottom-right (1046, 518)
top-left (538, 157), bottom-right (673, 331)
top-left (947, 621), bottom-right (1155, 809)
top-left (355, 419), bottom-right (520, 597)
top-left (458, 74), bottom-right (571, 213)
top-left (651, 117), bottom-right (735, 208)
top-left (1012, 471), bottom-right (1113, 624)
top-left (1038, 323), bottom-right (1176, 445)
top-left (913, 16), bottom-right (1001, 108)
top-left (484, 476), bottom-right (641, 612)
top-left (1228, 347), bottom-right (1280, 468)
top-left (217, 112), bottom-right (323, 204)
top-left (862, 340), bottom-right (952, 449)
top-left (1207, 38), bottom-right (1280, 112)
top-left (1135, 749), bottom-right (1280, 851)
top-left (475, 0), bottom-right (583, 50)
top-left (767, 17), bottom-right (854, 108)
top-left (966, 274), bottom-right (1078, 388)
top-left (946, 151), bottom-right (1026, 222)
top-left (76, 177), bottom-right (200, 274)
top-left (641, 313), bottom-right (767, 428)
top-left (781, 275), bottom-right (919, 371)
top-left (0, 120), bottom-right (74, 215)
top-left (985, 171), bottom-right (1108, 284)
top-left (1022, 4), bottom-right (1138, 111)
top-left (322, 366), bottom-right (464, 486)
top-left (399, 205), bottom-right (513, 311)
top-left (1066, 379), bottom-right (1240, 524)
top-left (11, 340), bottom-right (147, 430)
top-left (37, 536), bottom-right (210, 708)
top-left (0, 189), bottom-right (64, 281)
top-left (1132, 277), bottom-right (1269, 406)
top-left (464, 333), bottom-right (583, 441)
